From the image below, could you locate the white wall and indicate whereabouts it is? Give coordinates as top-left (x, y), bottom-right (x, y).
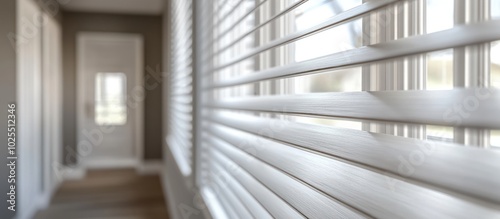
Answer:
top-left (41, 12), bottom-right (63, 209)
top-left (17, 0), bottom-right (43, 217)
top-left (16, 0), bottom-right (63, 218)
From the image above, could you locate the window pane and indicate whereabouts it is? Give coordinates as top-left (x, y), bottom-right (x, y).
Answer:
top-left (294, 0), bottom-right (362, 31)
top-left (294, 0), bottom-right (362, 62)
top-left (288, 67), bottom-right (362, 94)
top-left (491, 130), bottom-right (500, 148)
top-left (292, 116), bottom-right (363, 131)
top-left (492, 0), bottom-right (500, 18)
top-left (426, 0), bottom-right (454, 33)
top-left (491, 40), bottom-right (500, 88)
top-left (426, 49), bottom-right (454, 90)
top-left (426, 125), bottom-right (454, 142)
top-left (295, 19), bottom-right (362, 62)
top-left (95, 73), bottom-right (127, 126)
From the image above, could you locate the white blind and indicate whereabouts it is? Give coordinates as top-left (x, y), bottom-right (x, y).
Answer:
top-left (168, 0), bottom-right (194, 176)
top-left (189, 0), bottom-right (500, 218)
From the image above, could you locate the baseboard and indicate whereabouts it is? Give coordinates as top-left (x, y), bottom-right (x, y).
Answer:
top-left (61, 167), bottom-right (86, 181)
top-left (36, 190), bottom-right (51, 210)
top-left (38, 175), bottom-right (63, 209)
top-left (161, 170), bottom-right (182, 219)
top-left (82, 158), bottom-right (139, 170)
top-left (137, 160), bottom-right (164, 175)
top-left (16, 205), bottom-right (37, 219)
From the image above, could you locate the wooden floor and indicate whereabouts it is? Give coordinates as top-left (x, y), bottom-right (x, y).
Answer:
top-left (35, 169), bottom-right (169, 219)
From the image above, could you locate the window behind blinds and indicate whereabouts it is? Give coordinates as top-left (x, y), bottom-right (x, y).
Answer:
top-left (188, 0), bottom-right (500, 218)
top-left (168, 0), bottom-right (194, 176)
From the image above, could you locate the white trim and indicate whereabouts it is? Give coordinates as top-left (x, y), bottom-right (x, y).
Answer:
top-left (16, 0), bottom-right (43, 218)
top-left (38, 11), bottom-right (65, 214)
top-left (76, 32), bottom-right (144, 170)
top-left (161, 169), bottom-right (182, 219)
top-left (82, 158), bottom-right (139, 169)
top-left (167, 136), bottom-right (193, 176)
top-left (137, 160), bottom-right (164, 175)
top-left (61, 167), bottom-right (87, 181)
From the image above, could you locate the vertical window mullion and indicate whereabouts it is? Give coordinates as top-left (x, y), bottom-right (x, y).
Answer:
top-left (464, 0), bottom-right (490, 147)
top-left (361, 0), bottom-right (372, 133)
top-left (453, 0), bottom-right (467, 144)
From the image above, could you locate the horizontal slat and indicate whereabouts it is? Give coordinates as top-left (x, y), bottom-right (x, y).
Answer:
top-left (208, 111), bottom-right (500, 203)
top-left (214, 0), bottom-right (246, 30)
top-left (212, 0), bottom-right (397, 71)
top-left (209, 19), bottom-right (500, 88)
top-left (208, 88), bottom-right (500, 129)
top-left (171, 95), bottom-right (193, 104)
top-left (209, 181), bottom-right (240, 219)
top-left (207, 123), bottom-right (500, 218)
top-left (169, 0), bottom-right (194, 179)
top-left (209, 164), bottom-right (254, 219)
top-left (169, 120), bottom-right (192, 138)
top-left (170, 110), bottom-right (193, 125)
top-left (166, 136), bottom-right (192, 176)
top-left (172, 77), bottom-right (192, 89)
top-left (212, 0), bottom-right (309, 56)
top-left (169, 124), bottom-right (192, 143)
top-left (206, 134), bottom-right (368, 219)
top-left (200, 187), bottom-right (230, 219)
top-left (171, 86), bottom-right (193, 96)
top-left (171, 103), bottom-right (193, 114)
top-left (210, 150), bottom-right (305, 219)
top-left (212, 0), bottom-right (268, 44)
top-left (210, 161), bottom-right (273, 219)
top-left (169, 120), bottom-right (191, 137)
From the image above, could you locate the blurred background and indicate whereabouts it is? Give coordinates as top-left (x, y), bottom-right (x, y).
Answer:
top-left (1, 0), bottom-right (500, 218)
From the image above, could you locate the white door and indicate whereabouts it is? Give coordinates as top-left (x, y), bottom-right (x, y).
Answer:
top-left (77, 32), bottom-right (143, 168)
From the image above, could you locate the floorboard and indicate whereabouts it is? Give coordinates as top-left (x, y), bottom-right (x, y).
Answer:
top-left (34, 169), bottom-right (169, 219)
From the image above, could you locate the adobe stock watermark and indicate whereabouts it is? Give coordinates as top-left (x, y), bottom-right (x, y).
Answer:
top-left (386, 86), bottom-right (493, 192)
top-left (52, 64), bottom-right (164, 179)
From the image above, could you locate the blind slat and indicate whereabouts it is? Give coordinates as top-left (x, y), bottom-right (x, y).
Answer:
top-left (200, 187), bottom-right (230, 219)
top-left (212, 0), bottom-right (309, 56)
top-left (209, 164), bottom-right (254, 219)
top-left (213, 0), bottom-right (247, 29)
top-left (207, 123), bottom-right (500, 219)
top-left (209, 19), bottom-right (500, 88)
top-left (210, 149), bottom-right (305, 219)
top-left (209, 181), bottom-right (241, 219)
top-left (212, 0), bottom-right (397, 71)
top-left (191, 0), bottom-right (500, 218)
top-left (207, 137), bottom-right (368, 219)
top-left (208, 111), bottom-right (500, 203)
top-left (212, 0), bottom-right (268, 44)
top-left (209, 88), bottom-right (500, 129)
top-left (210, 161), bottom-right (274, 219)
top-left (168, 0), bottom-right (194, 176)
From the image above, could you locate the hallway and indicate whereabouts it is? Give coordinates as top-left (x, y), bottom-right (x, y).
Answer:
top-left (34, 169), bottom-right (169, 219)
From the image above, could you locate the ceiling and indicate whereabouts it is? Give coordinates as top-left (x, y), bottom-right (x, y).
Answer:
top-left (58, 0), bottom-right (164, 15)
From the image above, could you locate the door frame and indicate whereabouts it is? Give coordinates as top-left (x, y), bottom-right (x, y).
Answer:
top-left (76, 32), bottom-right (144, 169)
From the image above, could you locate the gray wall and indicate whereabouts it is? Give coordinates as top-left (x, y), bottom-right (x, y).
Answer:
top-left (0, 1), bottom-right (17, 218)
top-left (62, 12), bottom-right (163, 164)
